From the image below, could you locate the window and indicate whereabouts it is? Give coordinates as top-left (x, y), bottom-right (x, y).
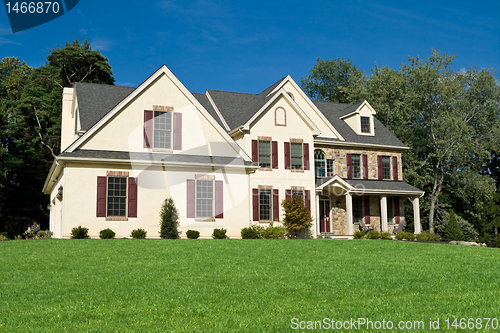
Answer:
top-left (292, 189), bottom-right (304, 199)
top-left (107, 177), bottom-right (127, 217)
top-left (314, 149), bottom-right (325, 177)
top-left (196, 179), bottom-right (213, 218)
top-left (382, 156), bottom-right (391, 180)
top-left (259, 189), bottom-right (272, 221)
top-left (291, 142), bottom-right (303, 170)
top-left (387, 197), bottom-right (394, 223)
top-left (153, 111), bottom-right (172, 149)
top-left (258, 140), bottom-right (271, 168)
top-left (361, 116), bottom-right (370, 133)
top-left (352, 154), bottom-right (361, 178)
top-left (353, 197), bottom-right (363, 223)
top-left (327, 159), bottom-right (334, 177)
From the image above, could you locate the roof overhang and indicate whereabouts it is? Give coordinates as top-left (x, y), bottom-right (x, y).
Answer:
top-left (339, 100), bottom-right (376, 119)
top-left (314, 138), bottom-right (409, 151)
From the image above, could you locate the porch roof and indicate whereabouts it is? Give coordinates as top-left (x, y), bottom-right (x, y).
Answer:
top-left (316, 176), bottom-right (424, 196)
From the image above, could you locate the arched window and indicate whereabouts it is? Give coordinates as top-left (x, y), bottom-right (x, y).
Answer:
top-left (314, 149), bottom-right (325, 178)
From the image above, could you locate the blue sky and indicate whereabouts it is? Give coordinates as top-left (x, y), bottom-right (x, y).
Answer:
top-left (1, 1), bottom-right (499, 94)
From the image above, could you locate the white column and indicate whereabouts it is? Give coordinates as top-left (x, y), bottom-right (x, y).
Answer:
top-left (380, 196), bottom-right (388, 232)
top-left (316, 193), bottom-right (320, 237)
top-left (346, 192), bottom-right (353, 235)
top-left (412, 197), bottom-right (421, 234)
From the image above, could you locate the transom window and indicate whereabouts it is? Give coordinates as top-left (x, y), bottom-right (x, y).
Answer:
top-left (361, 116), bottom-right (370, 133)
top-left (314, 149), bottom-right (325, 177)
top-left (258, 140), bottom-right (271, 168)
top-left (352, 154), bottom-right (361, 178)
top-left (292, 190), bottom-right (304, 199)
top-left (382, 156), bottom-right (391, 180)
top-left (153, 111), bottom-right (172, 149)
top-left (196, 180), bottom-right (213, 218)
top-left (259, 189), bottom-right (272, 221)
top-left (107, 177), bottom-right (127, 217)
top-left (353, 197), bottom-right (363, 223)
top-left (291, 142), bottom-right (303, 170)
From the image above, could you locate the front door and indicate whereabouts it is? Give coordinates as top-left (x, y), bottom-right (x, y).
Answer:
top-left (319, 199), bottom-right (331, 233)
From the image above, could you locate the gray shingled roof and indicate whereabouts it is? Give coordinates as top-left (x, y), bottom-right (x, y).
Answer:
top-left (75, 82), bottom-right (135, 131)
top-left (59, 149), bottom-right (257, 166)
top-left (313, 100), bottom-right (406, 148)
top-left (316, 176), bottom-right (422, 193)
top-left (191, 93), bottom-right (226, 129)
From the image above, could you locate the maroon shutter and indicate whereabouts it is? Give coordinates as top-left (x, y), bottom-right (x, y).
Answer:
top-left (144, 110), bottom-right (153, 148)
top-left (173, 112), bottom-right (182, 150)
top-left (392, 156), bottom-right (398, 180)
top-left (305, 190), bottom-right (311, 212)
top-left (347, 153), bottom-right (352, 178)
top-left (96, 176), bottom-right (107, 217)
top-left (128, 177), bottom-right (138, 218)
top-left (272, 141), bottom-right (278, 169)
top-left (187, 179), bottom-right (195, 218)
top-left (215, 180), bottom-right (223, 218)
top-left (394, 196), bottom-right (400, 224)
top-left (252, 188), bottom-right (259, 221)
top-left (364, 196), bottom-right (370, 224)
top-left (285, 189), bottom-right (291, 199)
top-left (363, 154), bottom-right (368, 179)
top-left (284, 142), bottom-right (291, 170)
top-left (303, 143), bottom-right (309, 170)
top-left (378, 155), bottom-right (383, 180)
top-left (252, 140), bottom-right (258, 163)
top-left (272, 189), bottom-right (279, 221)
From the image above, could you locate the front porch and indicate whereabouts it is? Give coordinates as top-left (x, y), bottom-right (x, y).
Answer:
top-left (315, 176), bottom-right (424, 238)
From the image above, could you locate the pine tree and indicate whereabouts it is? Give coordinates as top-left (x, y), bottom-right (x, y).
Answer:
top-left (159, 198), bottom-right (179, 239)
top-left (444, 211), bottom-right (464, 241)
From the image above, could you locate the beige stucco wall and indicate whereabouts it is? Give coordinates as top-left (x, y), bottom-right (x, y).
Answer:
top-left (81, 73), bottom-right (239, 158)
top-left (49, 162), bottom-right (251, 239)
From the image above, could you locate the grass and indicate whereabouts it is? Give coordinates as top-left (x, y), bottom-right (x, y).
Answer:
top-left (1, 239), bottom-right (499, 332)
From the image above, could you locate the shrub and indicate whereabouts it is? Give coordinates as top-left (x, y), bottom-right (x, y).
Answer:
top-left (395, 231), bottom-right (415, 241)
top-left (186, 230), bottom-right (200, 239)
top-left (212, 228), bottom-right (227, 239)
top-left (14, 235), bottom-right (22, 241)
top-left (241, 227), bottom-right (258, 239)
top-left (416, 231), bottom-right (442, 242)
top-left (353, 230), bottom-right (365, 239)
top-left (131, 229), bottom-right (147, 239)
top-left (99, 228), bottom-right (116, 239)
top-left (380, 231), bottom-right (392, 240)
top-left (444, 212), bottom-right (464, 242)
top-left (159, 197), bottom-right (180, 239)
top-left (261, 223), bottom-right (286, 239)
top-left (435, 211), bottom-right (477, 242)
top-left (71, 226), bottom-right (89, 239)
top-left (281, 197), bottom-right (313, 238)
top-left (37, 230), bottom-right (53, 239)
top-left (366, 230), bottom-right (380, 239)
top-left (0, 234), bottom-right (8, 242)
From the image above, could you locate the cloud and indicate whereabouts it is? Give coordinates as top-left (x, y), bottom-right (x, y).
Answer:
top-left (91, 37), bottom-right (113, 51)
top-left (79, 29), bottom-right (88, 35)
top-left (0, 37), bottom-right (22, 45)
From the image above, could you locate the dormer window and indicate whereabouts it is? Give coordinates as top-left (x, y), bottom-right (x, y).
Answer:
top-left (361, 116), bottom-right (370, 133)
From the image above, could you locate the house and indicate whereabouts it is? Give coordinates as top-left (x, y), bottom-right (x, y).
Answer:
top-left (43, 65), bottom-right (424, 239)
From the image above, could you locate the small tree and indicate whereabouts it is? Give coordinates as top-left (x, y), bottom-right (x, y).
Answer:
top-left (444, 211), bottom-right (464, 242)
top-left (281, 197), bottom-right (313, 238)
top-left (159, 197), bottom-right (180, 239)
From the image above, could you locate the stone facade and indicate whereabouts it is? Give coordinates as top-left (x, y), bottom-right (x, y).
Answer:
top-left (315, 146), bottom-right (403, 181)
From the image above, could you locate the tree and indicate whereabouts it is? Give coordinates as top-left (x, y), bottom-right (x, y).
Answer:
top-left (444, 211), bottom-right (464, 241)
top-left (300, 57), bottom-right (365, 103)
top-left (159, 197), bottom-right (180, 239)
top-left (281, 197), bottom-right (313, 238)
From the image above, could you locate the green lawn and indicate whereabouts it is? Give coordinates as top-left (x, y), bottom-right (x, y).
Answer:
top-left (1, 239), bottom-right (499, 332)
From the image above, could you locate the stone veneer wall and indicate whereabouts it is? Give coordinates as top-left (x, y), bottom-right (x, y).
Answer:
top-left (317, 146), bottom-right (403, 180)
top-left (327, 195), bottom-right (405, 235)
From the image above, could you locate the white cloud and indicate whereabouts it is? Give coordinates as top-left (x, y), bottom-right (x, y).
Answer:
top-left (91, 37), bottom-right (113, 51)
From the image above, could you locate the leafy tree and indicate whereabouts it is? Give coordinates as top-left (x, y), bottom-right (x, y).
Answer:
top-left (281, 197), bottom-right (313, 238)
top-left (444, 211), bottom-right (464, 241)
top-left (300, 57), bottom-right (365, 103)
top-left (159, 197), bottom-right (180, 239)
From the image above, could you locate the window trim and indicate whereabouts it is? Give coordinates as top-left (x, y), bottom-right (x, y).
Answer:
top-left (360, 116), bottom-right (370, 133)
top-left (153, 110), bottom-right (173, 150)
top-left (314, 149), bottom-right (326, 178)
top-left (351, 154), bottom-right (361, 179)
top-left (107, 176), bottom-right (128, 218)
top-left (382, 156), bottom-right (391, 180)
top-left (353, 197), bottom-right (363, 223)
top-left (259, 188), bottom-right (273, 222)
top-left (195, 178), bottom-right (214, 219)
top-left (290, 142), bottom-right (303, 170)
top-left (258, 139), bottom-right (271, 169)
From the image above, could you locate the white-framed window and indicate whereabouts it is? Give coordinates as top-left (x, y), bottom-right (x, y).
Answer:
top-left (153, 111), bottom-right (172, 149)
top-left (259, 189), bottom-right (272, 221)
top-left (352, 154), bottom-right (361, 178)
top-left (291, 142), bottom-right (303, 170)
top-left (196, 179), bottom-right (214, 218)
top-left (361, 116), bottom-right (370, 133)
top-left (107, 177), bottom-right (127, 217)
top-left (292, 189), bottom-right (304, 199)
top-left (314, 149), bottom-right (325, 177)
top-left (353, 197), bottom-right (363, 223)
top-left (258, 140), bottom-right (271, 168)
top-left (327, 159), bottom-right (334, 177)
top-left (382, 156), bottom-right (391, 180)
